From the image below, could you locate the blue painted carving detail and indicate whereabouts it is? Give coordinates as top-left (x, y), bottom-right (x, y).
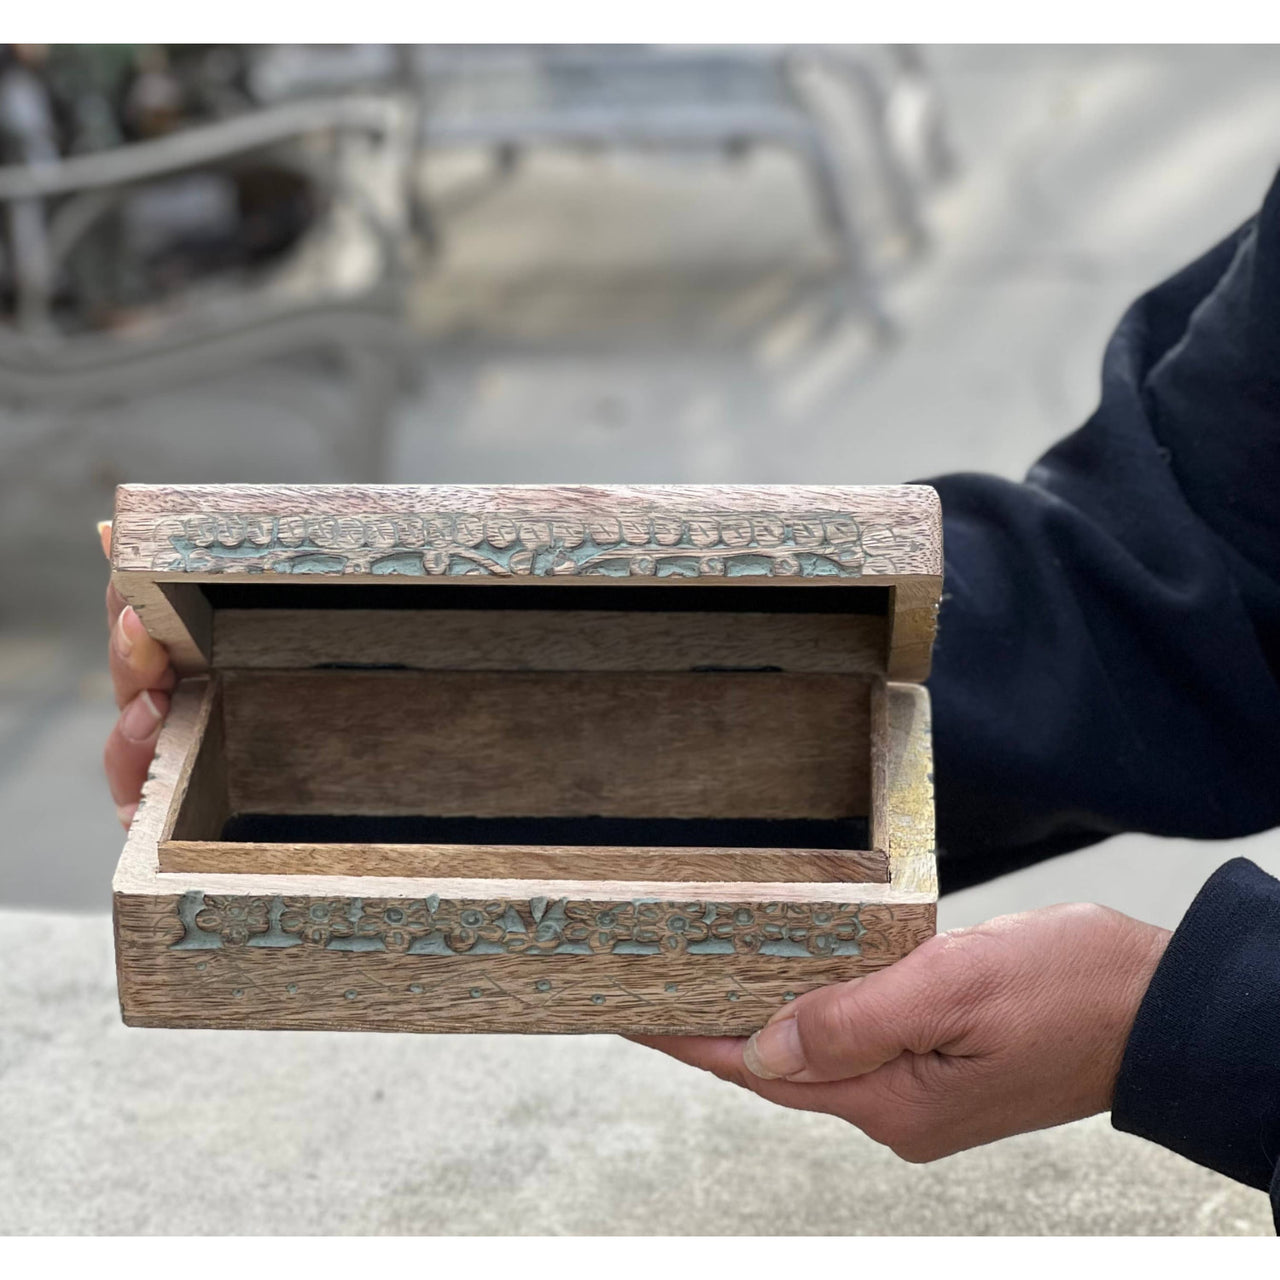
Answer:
top-left (282, 554), bottom-right (348, 574)
top-left (370, 552), bottom-right (428, 576)
top-left (171, 894), bottom-right (865, 957)
top-left (149, 509), bottom-right (868, 580)
top-left (173, 891), bottom-right (223, 950)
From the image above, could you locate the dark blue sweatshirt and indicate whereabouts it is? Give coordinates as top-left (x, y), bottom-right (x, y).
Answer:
top-left (925, 167), bottom-right (1280, 1223)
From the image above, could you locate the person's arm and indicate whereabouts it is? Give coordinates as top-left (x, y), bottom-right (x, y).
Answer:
top-left (1113, 858), bottom-right (1280, 1205)
top-left (637, 170), bottom-right (1280, 1224)
top-left (928, 182), bottom-right (1280, 890)
top-left (926, 171), bottom-right (1280, 1213)
top-left (102, 171), bottom-right (1280, 1218)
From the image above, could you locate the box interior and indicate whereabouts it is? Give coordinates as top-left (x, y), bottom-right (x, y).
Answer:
top-left (160, 580), bottom-right (890, 883)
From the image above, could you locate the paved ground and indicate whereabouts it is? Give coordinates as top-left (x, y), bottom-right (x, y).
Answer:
top-left (2, 45), bottom-right (1279, 1233)
top-left (0, 907), bottom-right (1272, 1236)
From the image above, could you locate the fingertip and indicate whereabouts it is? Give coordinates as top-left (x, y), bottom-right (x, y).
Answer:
top-left (142, 687), bottom-right (171, 719)
top-left (113, 607), bottom-right (134, 658)
top-left (97, 520), bottom-right (113, 561)
top-left (117, 802), bottom-right (138, 830)
top-left (742, 1032), bottom-right (782, 1080)
top-left (119, 604), bottom-right (145, 644)
top-left (117, 606), bottom-right (164, 671)
top-left (743, 1017), bottom-right (806, 1080)
top-left (119, 687), bottom-right (169, 743)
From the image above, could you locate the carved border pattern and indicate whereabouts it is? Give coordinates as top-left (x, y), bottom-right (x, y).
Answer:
top-left (148, 510), bottom-right (869, 579)
top-left (173, 894), bottom-right (866, 958)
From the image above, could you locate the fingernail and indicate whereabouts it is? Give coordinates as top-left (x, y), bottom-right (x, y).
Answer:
top-left (743, 1017), bottom-right (807, 1080)
top-left (97, 520), bottom-right (112, 560)
top-left (120, 690), bottom-right (166, 742)
top-left (116, 607), bottom-right (158, 669)
top-left (117, 803), bottom-right (138, 829)
top-left (115, 607), bottom-right (136, 658)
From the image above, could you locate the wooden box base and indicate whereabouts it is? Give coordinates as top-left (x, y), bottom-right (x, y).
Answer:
top-left (113, 678), bottom-right (936, 1036)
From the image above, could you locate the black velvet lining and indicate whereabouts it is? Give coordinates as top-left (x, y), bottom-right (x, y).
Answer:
top-left (198, 581), bottom-right (891, 615)
top-left (219, 813), bottom-right (870, 849)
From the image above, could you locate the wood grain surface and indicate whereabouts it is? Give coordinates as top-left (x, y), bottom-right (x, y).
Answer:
top-left (161, 677), bottom-right (228, 843)
top-left (211, 607), bottom-right (889, 674)
top-left (158, 840), bottom-right (889, 882)
top-left (881, 682), bottom-right (937, 896)
top-left (218, 669), bottom-right (872, 821)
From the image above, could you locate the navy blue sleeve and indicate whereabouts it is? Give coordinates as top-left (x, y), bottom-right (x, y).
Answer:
top-left (926, 180), bottom-right (1280, 889)
top-left (1112, 858), bottom-right (1280, 1224)
top-left (920, 170), bottom-right (1280, 1213)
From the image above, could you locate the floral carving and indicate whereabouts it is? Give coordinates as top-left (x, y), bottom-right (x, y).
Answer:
top-left (656, 903), bottom-right (714, 953)
top-left (752, 902), bottom-right (862, 955)
top-left (280, 898), bottom-right (355, 946)
top-left (356, 899), bottom-right (431, 952)
top-left (155, 509), bottom-right (867, 580)
top-left (178, 896), bottom-right (865, 957)
top-left (194, 896), bottom-right (270, 945)
top-left (708, 905), bottom-right (768, 953)
top-left (430, 901), bottom-right (511, 953)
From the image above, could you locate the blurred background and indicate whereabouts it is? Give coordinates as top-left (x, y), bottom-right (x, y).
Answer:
top-left (2, 43), bottom-right (1280, 1235)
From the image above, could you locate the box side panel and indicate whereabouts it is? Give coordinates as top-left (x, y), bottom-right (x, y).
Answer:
top-left (217, 669), bottom-right (871, 822)
top-left (162, 678), bottom-right (229, 842)
top-left (109, 588), bottom-right (938, 1037)
top-left (886, 577), bottom-right (941, 682)
top-left (114, 890), bottom-right (935, 1035)
top-left (158, 841), bottom-right (890, 883)
top-left (212, 608), bottom-right (890, 675)
top-left (113, 677), bottom-right (212, 898)
top-left (880, 682), bottom-right (937, 899)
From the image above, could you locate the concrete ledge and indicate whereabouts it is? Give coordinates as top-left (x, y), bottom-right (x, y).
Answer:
top-left (0, 908), bottom-right (1269, 1235)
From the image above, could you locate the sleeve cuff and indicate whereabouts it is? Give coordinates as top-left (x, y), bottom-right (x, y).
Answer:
top-left (1113, 857), bottom-right (1280, 1193)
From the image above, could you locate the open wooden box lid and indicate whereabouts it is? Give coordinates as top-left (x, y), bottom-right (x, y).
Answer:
top-left (108, 483), bottom-right (943, 679)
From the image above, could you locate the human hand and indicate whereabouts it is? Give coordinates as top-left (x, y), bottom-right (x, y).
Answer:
top-left (99, 521), bottom-right (175, 829)
top-left (631, 903), bottom-right (1170, 1162)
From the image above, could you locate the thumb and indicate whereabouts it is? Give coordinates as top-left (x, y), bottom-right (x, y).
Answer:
top-left (742, 932), bottom-right (981, 1083)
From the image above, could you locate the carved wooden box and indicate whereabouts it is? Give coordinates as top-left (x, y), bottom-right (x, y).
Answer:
top-left (110, 484), bottom-right (940, 1035)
